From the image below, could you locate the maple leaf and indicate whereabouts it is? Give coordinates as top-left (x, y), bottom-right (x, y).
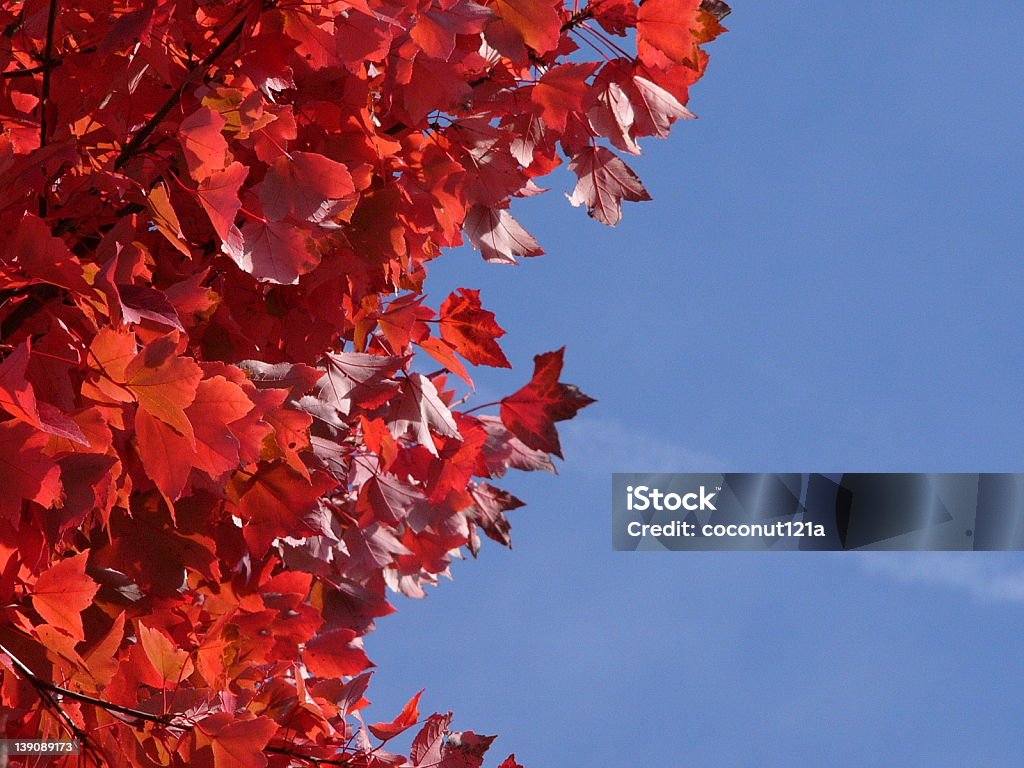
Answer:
top-left (441, 731), bottom-right (496, 768)
top-left (194, 713), bottom-right (278, 768)
top-left (316, 352), bottom-right (407, 416)
top-left (378, 295), bottom-right (433, 354)
top-left (464, 205), bottom-right (543, 264)
top-left (260, 151), bottom-right (355, 223)
top-left (411, 1), bottom-right (493, 59)
top-left (439, 289), bottom-right (510, 368)
top-left (412, 713), bottom-right (453, 768)
top-left (236, 218), bottom-right (321, 285)
top-left (180, 107), bottom-right (230, 181)
top-left (137, 623), bottom-right (195, 687)
top-left (567, 146), bottom-right (652, 226)
top-left (11, 215), bottom-right (89, 292)
top-left (487, 0), bottom-right (562, 56)
top-left (497, 757), bottom-right (525, 768)
top-left (304, 628), bottom-right (373, 678)
top-left (31, 553), bottom-right (99, 642)
top-left (0, 421), bottom-right (63, 521)
top-left (0, 340), bottom-right (87, 444)
top-left (369, 689), bottom-right (423, 740)
top-left (187, 376), bottom-right (254, 478)
top-left (637, 0), bottom-right (706, 66)
top-left (238, 465), bottom-right (337, 557)
top-left (630, 75), bottom-right (695, 137)
top-left (500, 348), bottom-right (595, 457)
top-left (532, 63), bottom-right (600, 133)
top-left (196, 162), bottom-right (247, 259)
top-left (125, 338), bottom-right (203, 444)
top-left (477, 414), bottom-right (555, 477)
top-left (417, 337), bottom-right (475, 387)
top-left (390, 373), bottom-right (461, 456)
top-left (589, 80), bottom-right (641, 155)
top-left (135, 407), bottom-right (194, 502)
top-left (147, 183), bottom-right (192, 257)
top-left (467, 482), bottom-right (524, 550)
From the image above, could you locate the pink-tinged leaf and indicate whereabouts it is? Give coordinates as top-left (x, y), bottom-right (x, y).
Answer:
top-left (467, 482), bottom-right (524, 550)
top-left (390, 373), bottom-right (460, 456)
top-left (236, 219), bottom-right (320, 285)
top-left (500, 348), bottom-right (595, 457)
top-left (497, 756), bottom-right (524, 768)
top-left (118, 283), bottom-right (184, 330)
top-left (631, 75), bottom-right (695, 138)
top-left (589, 81), bottom-right (641, 155)
top-left (412, 713), bottom-right (453, 768)
top-left (179, 107), bottom-right (229, 181)
top-left (476, 415), bottom-right (555, 477)
top-left (567, 146), bottom-right (651, 226)
top-left (260, 151), bottom-right (354, 223)
top-left (31, 553), bottom-right (98, 642)
top-left (464, 205), bottom-right (543, 264)
top-left (316, 352), bottom-right (407, 416)
top-left (357, 473), bottom-right (430, 527)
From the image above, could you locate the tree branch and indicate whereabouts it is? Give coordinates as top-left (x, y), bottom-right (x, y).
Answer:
top-left (265, 746), bottom-right (352, 766)
top-left (0, 642), bottom-right (176, 728)
top-left (113, 11), bottom-right (250, 171)
top-left (38, 0), bottom-right (59, 215)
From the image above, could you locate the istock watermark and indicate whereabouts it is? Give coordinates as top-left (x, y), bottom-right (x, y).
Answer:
top-left (625, 484), bottom-right (719, 512)
top-left (612, 473), bottom-right (1024, 551)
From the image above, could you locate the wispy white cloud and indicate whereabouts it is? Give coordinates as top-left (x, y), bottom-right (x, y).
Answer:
top-left (558, 416), bottom-right (726, 475)
top-left (860, 552), bottom-right (1024, 604)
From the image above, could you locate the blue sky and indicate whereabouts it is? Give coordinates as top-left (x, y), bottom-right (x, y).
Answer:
top-left (363, 3), bottom-right (1024, 766)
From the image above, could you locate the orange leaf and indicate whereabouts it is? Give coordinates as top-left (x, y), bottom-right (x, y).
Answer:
top-left (31, 553), bottom-right (98, 642)
top-left (138, 623), bottom-right (194, 687)
top-left (195, 713), bottom-right (278, 768)
top-left (125, 338), bottom-right (203, 445)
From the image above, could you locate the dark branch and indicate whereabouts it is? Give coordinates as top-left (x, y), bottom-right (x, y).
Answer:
top-left (0, 641), bottom-right (176, 728)
top-left (38, 0), bottom-right (59, 215)
top-left (113, 12), bottom-right (250, 171)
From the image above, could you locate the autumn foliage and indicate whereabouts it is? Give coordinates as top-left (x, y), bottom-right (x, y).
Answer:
top-left (0, 0), bottom-right (727, 765)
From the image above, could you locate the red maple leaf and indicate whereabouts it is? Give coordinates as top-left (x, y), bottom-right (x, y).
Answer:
top-left (500, 349), bottom-right (595, 457)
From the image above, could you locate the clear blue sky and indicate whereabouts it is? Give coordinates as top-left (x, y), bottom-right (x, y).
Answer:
top-left (364, 3), bottom-right (1024, 766)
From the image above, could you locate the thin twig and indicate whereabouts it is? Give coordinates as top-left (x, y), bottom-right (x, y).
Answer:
top-left (0, 642), bottom-right (175, 727)
top-left (113, 11), bottom-right (250, 170)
